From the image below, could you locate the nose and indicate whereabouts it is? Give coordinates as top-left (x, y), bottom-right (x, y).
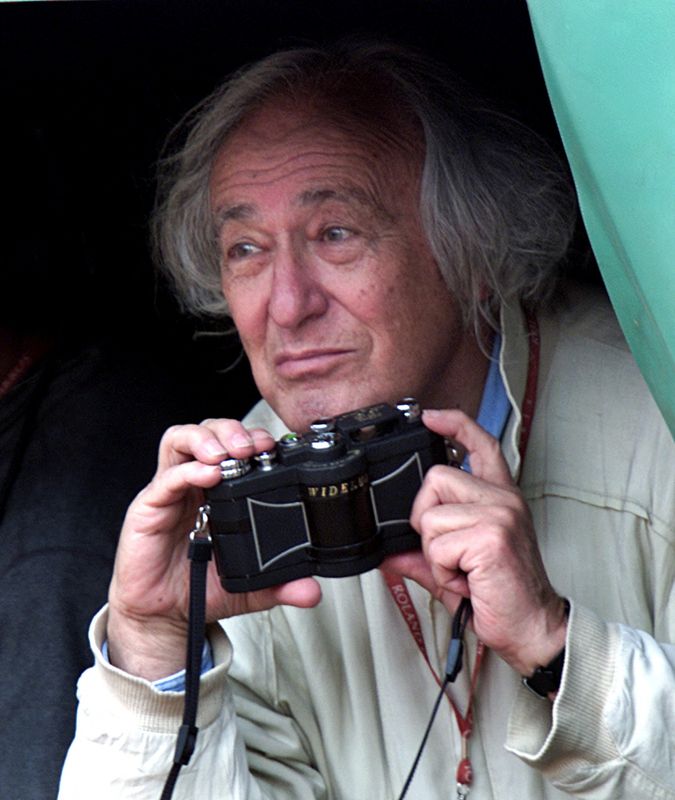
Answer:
top-left (268, 241), bottom-right (329, 329)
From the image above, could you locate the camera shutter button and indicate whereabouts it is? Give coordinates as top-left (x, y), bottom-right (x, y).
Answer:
top-left (255, 451), bottom-right (277, 471)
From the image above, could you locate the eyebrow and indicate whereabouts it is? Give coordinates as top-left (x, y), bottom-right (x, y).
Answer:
top-left (214, 203), bottom-right (256, 229)
top-left (213, 184), bottom-right (391, 232)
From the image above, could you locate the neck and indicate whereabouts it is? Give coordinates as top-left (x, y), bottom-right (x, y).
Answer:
top-left (423, 325), bottom-right (493, 421)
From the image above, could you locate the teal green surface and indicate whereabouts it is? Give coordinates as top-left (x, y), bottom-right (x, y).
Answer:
top-left (527, 0), bottom-right (675, 436)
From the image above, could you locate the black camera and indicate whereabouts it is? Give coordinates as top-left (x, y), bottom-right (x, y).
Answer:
top-left (206, 399), bottom-right (460, 592)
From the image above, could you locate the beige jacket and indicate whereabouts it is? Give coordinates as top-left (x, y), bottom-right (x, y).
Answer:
top-left (60, 287), bottom-right (675, 799)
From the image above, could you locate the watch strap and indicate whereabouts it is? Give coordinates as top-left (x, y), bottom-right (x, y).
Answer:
top-left (522, 647), bottom-right (566, 698)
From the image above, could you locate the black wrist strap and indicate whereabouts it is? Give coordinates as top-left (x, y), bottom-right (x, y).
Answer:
top-left (522, 646), bottom-right (565, 698)
top-left (160, 507), bottom-right (213, 800)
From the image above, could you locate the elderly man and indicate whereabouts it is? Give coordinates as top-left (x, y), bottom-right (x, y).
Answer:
top-left (60, 43), bottom-right (674, 799)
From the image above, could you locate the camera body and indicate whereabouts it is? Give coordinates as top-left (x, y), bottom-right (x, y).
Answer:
top-left (206, 399), bottom-right (457, 592)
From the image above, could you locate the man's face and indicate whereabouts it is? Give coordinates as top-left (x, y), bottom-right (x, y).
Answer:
top-left (210, 104), bottom-right (482, 432)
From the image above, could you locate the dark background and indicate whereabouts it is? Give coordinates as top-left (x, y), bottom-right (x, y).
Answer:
top-left (0, 0), bottom-right (593, 421)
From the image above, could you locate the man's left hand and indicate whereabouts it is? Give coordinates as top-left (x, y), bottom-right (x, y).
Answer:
top-left (382, 408), bottom-right (567, 677)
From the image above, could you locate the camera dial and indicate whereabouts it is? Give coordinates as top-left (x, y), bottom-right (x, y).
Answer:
top-left (219, 457), bottom-right (252, 479)
top-left (255, 451), bottom-right (277, 471)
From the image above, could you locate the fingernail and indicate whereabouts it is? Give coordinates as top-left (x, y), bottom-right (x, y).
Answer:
top-left (231, 433), bottom-right (254, 449)
top-left (251, 430), bottom-right (274, 444)
top-left (205, 440), bottom-right (227, 457)
top-left (422, 408), bottom-right (441, 417)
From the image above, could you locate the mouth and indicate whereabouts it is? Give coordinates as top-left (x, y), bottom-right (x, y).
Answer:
top-left (274, 348), bottom-right (354, 379)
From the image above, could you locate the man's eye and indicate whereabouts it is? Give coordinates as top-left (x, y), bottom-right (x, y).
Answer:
top-left (227, 241), bottom-right (261, 260)
top-left (321, 226), bottom-right (353, 243)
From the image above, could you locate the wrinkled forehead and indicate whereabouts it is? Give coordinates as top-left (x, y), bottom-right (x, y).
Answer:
top-left (229, 80), bottom-right (423, 152)
top-left (209, 97), bottom-right (424, 210)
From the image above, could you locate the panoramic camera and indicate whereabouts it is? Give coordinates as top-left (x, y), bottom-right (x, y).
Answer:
top-left (206, 398), bottom-right (460, 592)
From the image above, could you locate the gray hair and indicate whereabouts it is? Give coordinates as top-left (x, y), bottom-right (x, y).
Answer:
top-left (153, 41), bottom-right (576, 331)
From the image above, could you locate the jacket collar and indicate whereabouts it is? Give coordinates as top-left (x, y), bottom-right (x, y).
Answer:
top-left (499, 302), bottom-right (531, 480)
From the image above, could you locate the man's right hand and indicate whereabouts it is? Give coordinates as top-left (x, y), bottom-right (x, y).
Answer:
top-left (106, 419), bottom-right (322, 681)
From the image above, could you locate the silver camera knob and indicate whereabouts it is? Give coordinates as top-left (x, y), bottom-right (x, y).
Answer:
top-left (255, 451), bottom-right (277, 471)
top-left (310, 431), bottom-right (338, 451)
top-left (220, 457), bottom-right (252, 479)
top-left (396, 397), bottom-right (421, 422)
top-left (309, 418), bottom-right (336, 435)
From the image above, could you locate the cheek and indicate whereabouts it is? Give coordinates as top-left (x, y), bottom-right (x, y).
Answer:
top-left (221, 280), bottom-right (267, 350)
top-left (349, 285), bottom-right (418, 368)
top-left (375, 273), bottom-right (426, 330)
top-left (348, 280), bottom-right (401, 338)
top-left (373, 267), bottom-right (454, 361)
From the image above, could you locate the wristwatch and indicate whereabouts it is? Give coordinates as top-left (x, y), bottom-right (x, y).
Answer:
top-left (522, 647), bottom-right (566, 698)
top-left (522, 599), bottom-right (570, 698)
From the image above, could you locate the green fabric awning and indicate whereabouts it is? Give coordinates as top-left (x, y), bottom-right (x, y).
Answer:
top-left (527, 0), bottom-right (675, 436)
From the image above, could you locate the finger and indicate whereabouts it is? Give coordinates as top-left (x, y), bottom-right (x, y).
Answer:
top-left (157, 422), bottom-right (275, 471)
top-left (217, 577), bottom-right (324, 619)
top-left (157, 423), bottom-right (229, 471)
top-left (138, 459), bottom-right (223, 513)
top-left (413, 494), bottom-right (513, 537)
top-left (380, 551), bottom-right (435, 592)
top-left (410, 464), bottom-right (517, 530)
top-left (200, 420), bottom-right (276, 457)
top-left (422, 408), bottom-right (513, 486)
top-left (380, 553), bottom-right (467, 612)
top-left (418, 503), bottom-right (538, 600)
top-left (269, 577), bottom-right (323, 609)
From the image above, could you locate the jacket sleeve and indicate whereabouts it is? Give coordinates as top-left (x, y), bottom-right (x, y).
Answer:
top-left (58, 606), bottom-right (327, 800)
top-left (506, 602), bottom-right (675, 799)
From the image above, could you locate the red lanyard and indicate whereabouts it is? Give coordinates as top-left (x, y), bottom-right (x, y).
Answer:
top-left (384, 312), bottom-right (540, 794)
top-left (384, 571), bottom-right (485, 788)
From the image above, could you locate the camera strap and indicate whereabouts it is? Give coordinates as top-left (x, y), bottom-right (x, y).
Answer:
top-left (160, 506), bottom-right (213, 800)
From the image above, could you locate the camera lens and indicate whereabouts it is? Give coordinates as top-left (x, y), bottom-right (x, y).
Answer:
top-left (299, 449), bottom-right (376, 554)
